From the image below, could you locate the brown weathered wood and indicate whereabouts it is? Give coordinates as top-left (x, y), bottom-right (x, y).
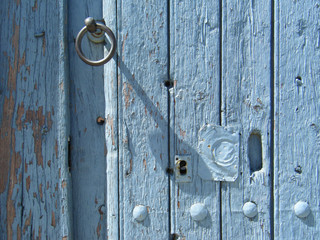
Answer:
top-left (0, 0), bottom-right (72, 239)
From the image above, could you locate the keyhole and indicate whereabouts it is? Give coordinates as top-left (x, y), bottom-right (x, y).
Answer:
top-left (179, 160), bottom-right (187, 175)
top-left (248, 132), bottom-right (262, 174)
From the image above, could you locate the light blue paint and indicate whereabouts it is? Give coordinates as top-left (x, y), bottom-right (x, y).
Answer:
top-left (1, 0), bottom-right (320, 239)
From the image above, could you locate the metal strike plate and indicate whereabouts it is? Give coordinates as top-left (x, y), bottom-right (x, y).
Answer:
top-left (198, 124), bottom-right (239, 182)
top-left (175, 155), bottom-right (192, 183)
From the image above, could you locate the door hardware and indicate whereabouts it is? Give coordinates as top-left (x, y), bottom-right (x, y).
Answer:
top-left (75, 17), bottom-right (116, 66)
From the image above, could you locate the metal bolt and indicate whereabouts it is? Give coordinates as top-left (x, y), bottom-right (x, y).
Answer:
top-left (294, 201), bottom-right (311, 218)
top-left (190, 203), bottom-right (208, 221)
top-left (84, 17), bottom-right (97, 33)
top-left (242, 202), bottom-right (258, 218)
top-left (96, 116), bottom-right (105, 125)
top-left (133, 205), bottom-right (148, 222)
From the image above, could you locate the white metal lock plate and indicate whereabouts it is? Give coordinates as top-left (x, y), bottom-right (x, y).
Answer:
top-left (198, 124), bottom-right (239, 182)
top-left (175, 155), bottom-right (192, 183)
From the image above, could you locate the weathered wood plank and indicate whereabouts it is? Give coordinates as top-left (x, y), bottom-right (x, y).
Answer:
top-left (68, 0), bottom-right (107, 239)
top-left (221, 0), bottom-right (272, 239)
top-left (117, 1), bottom-right (170, 238)
top-left (103, 0), bottom-right (119, 239)
top-left (170, 1), bottom-right (221, 238)
top-left (0, 0), bottom-right (72, 239)
top-left (274, 0), bottom-right (320, 238)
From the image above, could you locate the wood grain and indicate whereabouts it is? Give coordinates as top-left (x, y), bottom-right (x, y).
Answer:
top-left (221, 0), bottom-right (273, 239)
top-left (0, 0), bottom-right (72, 239)
top-left (274, 0), bottom-right (320, 238)
top-left (170, 0), bottom-right (221, 238)
top-left (68, 0), bottom-right (107, 239)
top-left (103, 0), bottom-right (118, 239)
top-left (116, 1), bottom-right (170, 238)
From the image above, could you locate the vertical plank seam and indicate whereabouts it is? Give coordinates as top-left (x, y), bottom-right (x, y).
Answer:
top-left (219, 0), bottom-right (223, 239)
top-left (167, 0), bottom-right (172, 239)
top-left (270, 0), bottom-right (275, 239)
top-left (58, 0), bottom-right (73, 237)
top-left (116, 1), bottom-right (123, 238)
top-left (115, 1), bottom-right (120, 239)
top-left (273, 0), bottom-right (280, 238)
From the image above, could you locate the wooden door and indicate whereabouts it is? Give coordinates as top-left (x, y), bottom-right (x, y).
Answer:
top-left (1, 0), bottom-right (320, 239)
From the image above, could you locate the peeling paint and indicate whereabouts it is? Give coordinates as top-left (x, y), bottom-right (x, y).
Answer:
top-left (0, 17), bottom-right (22, 196)
top-left (106, 115), bottom-right (115, 145)
top-left (96, 223), bottom-right (101, 238)
top-left (122, 32), bottom-right (128, 61)
top-left (24, 107), bottom-right (53, 167)
top-left (51, 211), bottom-right (56, 227)
top-left (55, 140), bottom-right (58, 159)
top-left (26, 176), bottom-right (31, 192)
top-left (42, 36), bottom-right (46, 56)
top-left (23, 210), bottom-right (32, 234)
top-left (39, 183), bottom-right (43, 201)
top-left (61, 180), bottom-right (67, 189)
top-left (32, 0), bottom-right (38, 11)
top-left (123, 82), bottom-right (133, 109)
top-left (16, 102), bottom-right (25, 130)
top-left (143, 159), bottom-right (147, 170)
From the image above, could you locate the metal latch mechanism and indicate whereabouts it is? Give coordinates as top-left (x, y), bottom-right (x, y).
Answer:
top-left (175, 155), bottom-right (192, 183)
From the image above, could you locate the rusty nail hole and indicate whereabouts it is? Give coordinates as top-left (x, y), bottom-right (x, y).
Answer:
top-left (166, 167), bottom-right (174, 175)
top-left (295, 165), bottom-right (302, 174)
top-left (164, 80), bottom-right (173, 88)
top-left (96, 116), bottom-right (105, 125)
top-left (170, 233), bottom-right (179, 240)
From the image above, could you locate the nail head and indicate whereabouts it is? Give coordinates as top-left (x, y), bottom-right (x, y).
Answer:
top-left (243, 202), bottom-right (258, 218)
top-left (190, 203), bottom-right (208, 221)
top-left (133, 205), bottom-right (148, 222)
top-left (294, 201), bottom-right (310, 218)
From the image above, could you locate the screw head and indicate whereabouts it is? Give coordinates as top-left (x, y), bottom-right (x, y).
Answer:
top-left (294, 201), bottom-right (311, 218)
top-left (242, 202), bottom-right (258, 218)
top-left (190, 203), bottom-right (208, 221)
top-left (133, 205), bottom-right (148, 222)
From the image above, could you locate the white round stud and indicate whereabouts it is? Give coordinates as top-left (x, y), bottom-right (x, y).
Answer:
top-left (294, 201), bottom-right (311, 218)
top-left (190, 203), bottom-right (208, 221)
top-left (133, 205), bottom-right (148, 222)
top-left (242, 202), bottom-right (258, 218)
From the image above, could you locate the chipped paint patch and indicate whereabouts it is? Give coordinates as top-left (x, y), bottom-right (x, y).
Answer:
top-left (23, 210), bottom-right (32, 234)
top-left (42, 36), bottom-right (46, 56)
top-left (51, 211), bottom-right (56, 227)
top-left (61, 180), bottom-right (67, 189)
top-left (24, 106), bottom-right (53, 167)
top-left (55, 140), bottom-right (58, 159)
top-left (16, 102), bottom-right (24, 130)
top-left (26, 176), bottom-right (31, 192)
top-left (32, 0), bottom-right (38, 11)
top-left (39, 183), bottom-right (43, 201)
top-left (143, 159), bottom-right (147, 170)
top-left (106, 115), bottom-right (115, 145)
top-left (123, 82), bottom-right (133, 109)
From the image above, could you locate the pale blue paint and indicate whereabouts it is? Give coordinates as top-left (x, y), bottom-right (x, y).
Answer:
top-left (1, 0), bottom-right (320, 239)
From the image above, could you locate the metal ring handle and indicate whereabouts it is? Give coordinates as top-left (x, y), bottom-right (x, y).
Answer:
top-left (75, 17), bottom-right (116, 66)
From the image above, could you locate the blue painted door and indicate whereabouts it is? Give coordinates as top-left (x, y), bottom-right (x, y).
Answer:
top-left (1, 0), bottom-right (320, 239)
